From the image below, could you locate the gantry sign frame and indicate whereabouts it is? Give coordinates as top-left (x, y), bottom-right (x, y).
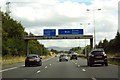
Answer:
top-left (24, 35), bottom-right (93, 56)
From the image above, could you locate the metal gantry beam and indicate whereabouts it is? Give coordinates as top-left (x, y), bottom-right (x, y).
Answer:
top-left (24, 35), bottom-right (93, 56)
top-left (24, 35), bottom-right (93, 40)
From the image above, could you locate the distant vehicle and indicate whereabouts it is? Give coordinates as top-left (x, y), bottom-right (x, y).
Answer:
top-left (55, 55), bottom-right (58, 57)
top-left (59, 54), bottom-right (68, 62)
top-left (70, 54), bottom-right (77, 60)
top-left (25, 55), bottom-right (42, 67)
top-left (87, 49), bottom-right (108, 67)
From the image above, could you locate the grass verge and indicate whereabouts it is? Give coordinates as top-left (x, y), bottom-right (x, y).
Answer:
top-left (79, 57), bottom-right (120, 66)
top-left (1, 55), bottom-right (52, 65)
top-left (2, 56), bottom-right (26, 65)
top-left (108, 60), bottom-right (120, 66)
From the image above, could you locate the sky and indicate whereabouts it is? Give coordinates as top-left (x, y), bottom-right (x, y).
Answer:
top-left (0, 0), bottom-right (119, 48)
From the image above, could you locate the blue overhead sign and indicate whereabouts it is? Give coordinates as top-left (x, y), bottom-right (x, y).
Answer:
top-left (58, 29), bottom-right (83, 35)
top-left (44, 29), bottom-right (56, 37)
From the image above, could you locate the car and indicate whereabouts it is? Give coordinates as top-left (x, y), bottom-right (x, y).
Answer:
top-left (55, 55), bottom-right (58, 57)
top-left (25, 55), bottom-right (42, 67)
top-left (87, 49), bottom-right (108, 67)
top-left (59, 54), bottom-right (68, 62)
top-left (70, 54), bottom-right (77, 60)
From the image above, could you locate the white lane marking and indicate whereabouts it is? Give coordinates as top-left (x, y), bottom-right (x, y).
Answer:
top-left (37, 70), bottom-right (41, 73)
top-left (0, 67), bottom-right (18, 72)
top-left (72, 61), bottom-right (75, 64)
top-left (82, 69), bottom-right (86, 72)
top-left (42, 56), bottom-right (54, 62)
top-left (0, 56), bottom-right (54, 72)
top-left (45, 66), bottom-right (47, 69)
top-left (92, 78), bottom-right (96, 80)
top-left (75, 63), bottom-right (77, 65)
top-left (78, 65), bottom-right (80, 67)
top-left (22, 65), bottom-right (25, 66)
top-left (49, 64), bottom-right (51, 66)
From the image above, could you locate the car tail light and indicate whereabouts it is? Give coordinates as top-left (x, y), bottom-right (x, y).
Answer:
top-left (90, 54), bottom-right (94, 57)
top-left (104, 54), bottom-right (107, 56)
top-left (35, 58), bottom-right (38, 60)
top-left (25, 58), bottom-right (29, 60)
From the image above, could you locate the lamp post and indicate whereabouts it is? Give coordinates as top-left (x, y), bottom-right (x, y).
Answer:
top-left (80, 23), bottom-right (90, 56)
top-left (86, 9), bottom-right (101, 49)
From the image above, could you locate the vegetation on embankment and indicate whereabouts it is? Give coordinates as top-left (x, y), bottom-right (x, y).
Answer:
top-left (1, 54), bottom-right (51, 65)
top-left (108, 59), bottom-right (120, 66)
top-left (69, 47), bottom-right (82, 54)
top-left (1, 56), bottom-right (26, 65)
top-left (96, 32), bottom-right (120, 57)
top-left (82, 32), bottom-right (120, 57)
top-left (2, 12), bottom-right (50, 57)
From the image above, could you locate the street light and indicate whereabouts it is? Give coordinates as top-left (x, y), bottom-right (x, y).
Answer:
top-left (80, 23), bottom-right (90, 56)
top-left (86, 8), bottom-right (101, 49)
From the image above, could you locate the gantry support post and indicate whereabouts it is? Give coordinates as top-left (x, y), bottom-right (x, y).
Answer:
top-left (90, 38), bottom-right (93, 51)
top-left (25, 40), bottom-right (29, 56)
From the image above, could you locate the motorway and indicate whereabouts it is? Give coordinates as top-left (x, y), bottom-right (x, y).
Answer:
top-left (1, 56), bottom-right (119, 80)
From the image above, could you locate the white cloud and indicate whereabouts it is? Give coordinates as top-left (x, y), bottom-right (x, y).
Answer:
top-left (1, 0), bottom-right (119, 48)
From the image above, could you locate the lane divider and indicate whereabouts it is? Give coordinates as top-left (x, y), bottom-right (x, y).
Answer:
top-left (0, 67), bottom-right (18, 72)
top-left (82, 69), bottom-right (86, 72)
top-left (92, 77), bottom-right (96, 80)
top-left (78, 65), bottom-right (80, 67)
top-left (37, 70), bottom-right (41, 73)
top-left (22, 65), bottom-right (25, 66)
top-left (45, 66), bottom-right (47, 69)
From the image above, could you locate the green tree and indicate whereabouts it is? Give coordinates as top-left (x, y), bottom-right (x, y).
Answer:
top-left (2, 12), bottom-right (50, 56)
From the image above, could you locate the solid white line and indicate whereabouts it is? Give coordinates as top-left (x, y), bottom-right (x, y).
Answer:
top-left (0, 67), bottom-right (18, 72)
top-left (22, 65), bottom-right (25, 66)
top-left (1, 56), bottom-right (54, 72)
top-left (37, 70), bottom-right (40, 73)
top-left (82, 69), bottom-right (86, 72)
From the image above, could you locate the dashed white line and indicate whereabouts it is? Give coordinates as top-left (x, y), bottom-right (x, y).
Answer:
top-left (78, 65), bottom-right (80, 67)
top-left (75, 63), bottom-right (77, 65)
top-left (37, 70), bottom-right (41, 73)
top-left (45, 66), bottom-right (47, 69)
top-left (92, 77), bottom-right (96, 80)
top-left (82, 69), bottom-right (86, 72)
top-left (49, 64), bottom-right (51, 66)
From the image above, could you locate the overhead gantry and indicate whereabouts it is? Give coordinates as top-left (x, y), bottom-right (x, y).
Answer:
top-left (24, 35), bottom-right (93, 56)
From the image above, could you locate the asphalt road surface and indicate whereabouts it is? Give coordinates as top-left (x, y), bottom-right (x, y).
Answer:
top-left (1, 57), bottom-right (119, 80)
